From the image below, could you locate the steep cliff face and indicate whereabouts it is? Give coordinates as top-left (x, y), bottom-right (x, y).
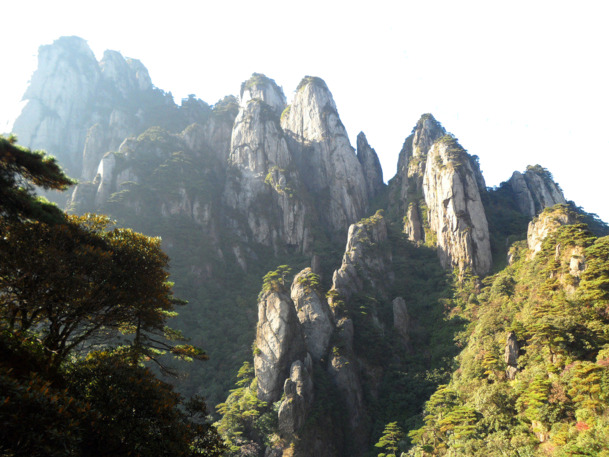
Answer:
top-left (13, 36), bottom-right (101, 174)
top-left (224, 74), bottom-right (311, 253)
top-left (236, 212), bottom-right (400, 456)
top-left (508, 166), bottom-right (566, 217)
top-left (356, 132), bottom-right (384, 200)
top-left (388, 114), bottom-right (492, 276)
top-left (291, 268), bottom-right (334, 361)
top-left (423, 136), bottom-right (492, 275)
top-left (281, 77), bottom-right (368, 232)
top-left (13, 37), bottom-right (208, 180)
top-left (390, 114), bottom-right (447, 218)
top-left (325, 211), bottom-right (394, 452)
top-left (330, 211), bottom-right (393, 300)
top-left (253, 288), bottom-right (307, 403)
top-left (80, 50), bottom-right (154, 181)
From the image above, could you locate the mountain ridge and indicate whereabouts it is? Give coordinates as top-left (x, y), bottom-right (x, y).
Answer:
top-left (8, 36), bottom-right (609, 457)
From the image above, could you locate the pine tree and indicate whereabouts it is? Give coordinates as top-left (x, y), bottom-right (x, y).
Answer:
top-left (0, 135), bottom-right (75, 223)
top-left (375, 421), bottom-right (404, 457)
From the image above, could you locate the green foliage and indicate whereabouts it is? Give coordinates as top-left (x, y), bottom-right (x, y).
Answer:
top-left (484, 184), bottom-right (530, 272)
top-left (0, 340), bottom-right (225, 457)
top-left (280, 104), bottom-right (291, 122)
top-left (0, 135), bottom-right (75, 224)
top-left (376, 422), bottom-right (405, 457)
top-left (407, 216), bottom-right (609, 456)
top-left (260, 265), bottom-right (293, 297)
top-left (296, 269), bottom-right (322, 293)
top-left (0, 214), bottom-right (200, 372)
top-left (211, 95), bottom-right (239, 123)
top-left (0, 143), bottom-right (225, 455)
top-left (214, 361), bottom-right (272, 456)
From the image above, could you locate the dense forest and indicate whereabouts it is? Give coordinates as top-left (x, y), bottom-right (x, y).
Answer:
top-left (0, 135), bottom-right (225, 456)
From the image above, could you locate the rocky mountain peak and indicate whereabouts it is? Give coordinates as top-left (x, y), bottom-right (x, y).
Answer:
top-left (281, 76), bottom-right (368, 232)
top-left (283, 76), bottom-right (337, 143)
top-left (225, 75), bottom-right (310, 254)
top-left (412, 113), bottom-right (446, 157)
top-left (331, 211), bottom-right (393, 301)
top-left (100, 50), bottom-right (152, 97)
top-left (356, 132), bottom-right (384, 199)
top-left (508, 165), bottom-right (566, 218)
top-left (389, 114), bottom-right (448, 223)
top-left (13, 36), bottom-right (101, 173)
top-left (239, 73), bottom-right (286, 114)
top-left (423, 135), bottom-right (492, 275)
top-left (527, 204), bottom-right (579, 254)
top-left (389, 115), bottom-right (491, 276)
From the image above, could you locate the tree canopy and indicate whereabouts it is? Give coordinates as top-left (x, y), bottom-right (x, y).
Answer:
top-left (0, 137), bottom-right (224, 456)
top-left (0, 134), bottom-right (74, 223)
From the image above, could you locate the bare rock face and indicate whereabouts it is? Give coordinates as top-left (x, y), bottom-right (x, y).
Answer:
top-left (390, 114), bottom-right (447, 218)
top-left (13, 36), bottom-right (213, 185)
top-left (330, 211), bottom-right (393, 302)
top-left (505, 332), bottom-right (519, 380)
top-left (423, 137), bottom-right (492, 275)
top-left (527, 205), bottom-right (578, 254)
top-left (404, 202), bottom-right (425, 243)
top-left (13, 36), bottom-right (101, 175)
top-left (224, 74), bottom-right (310, 253)
top-left (99, 50), bottom-right (152, 97)
top-left (356, 132), bottom-right (384, 200)
top-left (240, 73), bottom-right (286, 115)
top-left (388, 114), bottom-right (491, 275)
top-left (181, 107), bottom-right (236, 165)
top-left (393, 297), bottom-right (411, 347)
top-left (508, 167), bottom-right (566, 218)
top-left (291, 268), bottom-right (334, 361)
top-left (281, 77), bottom-right (368, 233)
top-left (325, 213), bottom-right (394, 453)
top-left (254, 289), bottom-right (307, 403)
top-left (278, 359), bottom-right (314, 436)
top-left (327, 345), bottom-right (367, 453)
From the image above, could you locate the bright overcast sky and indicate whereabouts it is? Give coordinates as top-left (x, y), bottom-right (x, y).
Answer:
top-left (2, 0), bottom-right (608, 222)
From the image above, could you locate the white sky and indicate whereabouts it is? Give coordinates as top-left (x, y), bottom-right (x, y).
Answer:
top-left (2, 0), bottom-right (608, 222)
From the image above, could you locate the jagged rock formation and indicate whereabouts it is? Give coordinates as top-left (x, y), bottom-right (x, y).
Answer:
top-left (325, 212), bottom-right (395, 452)
top-left (13, 37), bottom-right (609, 457)
top-left (254, 288), bottom-right (307, 403)
top-left (390, 113), bottom-right (447, 219)
top-left (277, 359), bottom-right (314, 435)
top-left (508, 166), bottom-right (566, 217)
top-left (423, 136), bottom-right (492, 275)
top-left (389, 114), bottom-right (491, 276)
top-left (526, 204), bottom-right (589, 293)
top-left (224, 74), bottom-right (311, 253)
top-left (330, 211), bottom-right (393, 301)
top-left (281, 77), bottom-right (369, 233)
top-left (13, 36), bottom-right (212, 180)
top-left (13, 36), bottom-right (102, 174)
top-left (356, 132), bottom-right (384, 200)
top-left (245, 212), bottom-right (398, 456)
top-left (505, 331), bottom-right (519, 380)
top-left (527, 204), bottom-right (579, 254)
top-left (291, 268), bottom-right (334, 361)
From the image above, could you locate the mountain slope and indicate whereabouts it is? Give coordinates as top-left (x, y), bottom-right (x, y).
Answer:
top-left (9, 35), bottom-right (609, 457)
